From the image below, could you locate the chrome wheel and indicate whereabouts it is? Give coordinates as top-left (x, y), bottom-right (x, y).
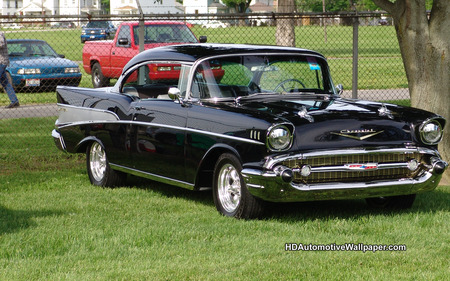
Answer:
top-left (217, 163), bottom-right (242, 213)
top-left (89, 142), bottom-right (107, 182)
top-left (213, 153), bottom-right (265, 219)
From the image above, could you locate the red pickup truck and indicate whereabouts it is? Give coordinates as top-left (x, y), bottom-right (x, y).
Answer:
top-left (82, 21), bottom-right (206, 88)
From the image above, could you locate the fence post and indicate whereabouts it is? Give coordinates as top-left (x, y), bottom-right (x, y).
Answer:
top-left (352, 11), bottom-right (359, 99)
top-left (136, 0), bottom-right (145, 53)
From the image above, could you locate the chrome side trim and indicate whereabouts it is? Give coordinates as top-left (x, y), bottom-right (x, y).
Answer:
top-left (57, 119), bottom-right (265, 146)
top-left (56, 103), bottom-right (119, 126)
top-left (110, 163), bottom-right (195, 190)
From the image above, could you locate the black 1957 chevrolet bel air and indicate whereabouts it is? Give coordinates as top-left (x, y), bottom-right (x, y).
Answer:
top-left (52, 44), bottom-right (447, 218)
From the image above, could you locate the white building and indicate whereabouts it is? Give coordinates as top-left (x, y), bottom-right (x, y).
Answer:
top-left (111, 0), bottom-right (183, 15)
top-left (0, 0), bottom-right (23, 15)
top-left (183, 0), bottom-right (228, 15)
top-left (59, 0), bottom-right (101, 16)
top-left (18, 0), bottom-right (58, 15)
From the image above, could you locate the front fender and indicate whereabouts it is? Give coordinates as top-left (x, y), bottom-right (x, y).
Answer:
top-left (194, 143), bottom-right (242, 190)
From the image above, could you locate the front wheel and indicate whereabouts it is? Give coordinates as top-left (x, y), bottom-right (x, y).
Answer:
top-left (213, 153), bottom-right (264, 219)
top-left (365, 194), bottom-right (416, 209)
top-left (87, 141), bottom-right (125, 187)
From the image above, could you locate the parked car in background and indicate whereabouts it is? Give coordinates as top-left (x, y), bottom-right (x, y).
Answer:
top-left (201, 21), bottom-right (230, 28)
top-left (82, 21), bottom-right (206, 88)
top-left (53, 44), bottom-right (447, 219)
top-left (81, 20), bottom-right (117, 43)
top-left (6, 39), bottom-right (81, 91)
top-left (51, 22), bottom-right (76, 29)
top-left (3, 23), bottom-right (24, 29)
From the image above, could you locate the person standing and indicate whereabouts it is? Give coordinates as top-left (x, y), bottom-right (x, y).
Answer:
top-left (0, 30), bottom-right (19, 108)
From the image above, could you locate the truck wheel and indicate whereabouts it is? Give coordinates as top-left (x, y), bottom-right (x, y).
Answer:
top-left (91, 63), bottom-right (110, 88)
top-left (87, 141), bottom-right (125, 187)
top-left (213, 153), bottom-right (265, 219)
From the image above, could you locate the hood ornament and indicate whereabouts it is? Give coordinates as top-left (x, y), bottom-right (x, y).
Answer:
top-left (378, 104), bottom-right (394, 119)
top-left (331, 129), bottom-right (384, 140)
top-left (298, 106), bottom-right (314, 123)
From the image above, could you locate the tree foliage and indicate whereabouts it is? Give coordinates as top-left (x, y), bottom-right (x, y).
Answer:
top-left (221, 0), bottom-right (253, 13)
top-left (295, 0), bottom-right (432, 12)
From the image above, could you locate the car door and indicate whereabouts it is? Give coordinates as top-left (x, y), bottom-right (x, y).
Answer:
top-left (110, 25), bottom-right (138, 78)
top-left (120, 61), bottom-right (190, 182)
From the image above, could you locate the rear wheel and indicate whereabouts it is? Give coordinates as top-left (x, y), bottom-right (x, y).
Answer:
top-left (366, 194), bottom-right (416, 209)
top-left (87, 141), bottom-right (125, 187)
top-left (213, 153), bottom-right (264, 219)
top-left (91, 62), bottom-right (109, 88)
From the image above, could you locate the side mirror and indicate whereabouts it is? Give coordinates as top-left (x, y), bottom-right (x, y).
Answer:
top-left (168, 87), bottom-right (183, 104)
top-left (199, 36), bottom-right (207, 43)
top-left (118, 38), bottom-right (129, 45)
top-left (336, 84), bottom-right (344, 95)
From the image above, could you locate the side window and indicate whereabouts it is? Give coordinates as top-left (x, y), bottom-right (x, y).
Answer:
top-left (121, 61), bottom-right (185, 100)
top-left (116, 25), bottom-right (131, 47)
top-left (190, 59), bottom-right (251, 99)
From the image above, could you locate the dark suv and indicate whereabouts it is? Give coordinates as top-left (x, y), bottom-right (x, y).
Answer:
top-left (81, 21), bottom-right (117, 43)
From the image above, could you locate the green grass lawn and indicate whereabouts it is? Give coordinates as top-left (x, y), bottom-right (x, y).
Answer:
top-left (1, 117), bottom-right (448, 280)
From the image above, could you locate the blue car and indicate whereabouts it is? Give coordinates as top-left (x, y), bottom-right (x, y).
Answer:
top-left (6, 39), bottom-right (81, 91)
top-left (81, 21), bottom-right (117, 43)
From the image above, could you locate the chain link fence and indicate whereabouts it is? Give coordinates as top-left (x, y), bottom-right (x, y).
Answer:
top-left (0, 12), bottom-right (407, 149)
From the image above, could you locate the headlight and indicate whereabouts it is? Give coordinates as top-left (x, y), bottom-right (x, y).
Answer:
top-left (65, 67), bottom-right (80, 73)
top-left (420, 119), bottom-right (443, 145)
top-left (18, 68), bottom-right (41, 74)
top-left (267, 125), bottom-right (293, 151)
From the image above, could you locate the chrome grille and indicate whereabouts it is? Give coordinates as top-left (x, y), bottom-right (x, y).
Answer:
top-left (280, 152), bottom-right (423, 184)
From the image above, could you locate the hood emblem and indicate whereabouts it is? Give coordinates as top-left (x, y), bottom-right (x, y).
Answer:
top-left (298, 106), bottom-right (314, 123)
top-left (345, 163), bottom-right (378, 170)
top-left (378, 104), bottom-right (394, 119)
top-left (331, 129), bottom-right (384, 140)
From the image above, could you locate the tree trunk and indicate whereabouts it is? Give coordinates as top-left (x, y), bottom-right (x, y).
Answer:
top-left (276, 0), bottom-right (296, 47)
top-left (373, 0), bottom-right (450, 182)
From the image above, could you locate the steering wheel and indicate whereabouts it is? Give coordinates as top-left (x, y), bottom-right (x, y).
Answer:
top-left (274, 79), bottom-right (306, 93)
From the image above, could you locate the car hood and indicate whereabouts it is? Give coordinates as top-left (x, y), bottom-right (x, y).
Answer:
top-left (207, 95), bottom-right (443, 150)
top-left (84, 28), bottom-right (106, 31)
top-left (9, 56), bottom-right (78, 68)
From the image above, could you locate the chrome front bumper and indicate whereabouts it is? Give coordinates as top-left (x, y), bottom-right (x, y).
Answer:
top-left (242, 148), bottom-right (448, 202)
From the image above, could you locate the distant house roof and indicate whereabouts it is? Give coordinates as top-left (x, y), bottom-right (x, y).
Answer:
top-left (250, 3), bottom-right (274, 13)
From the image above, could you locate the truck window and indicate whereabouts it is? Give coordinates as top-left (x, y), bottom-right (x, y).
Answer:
top-left (116, 25), bottom-right (131, 47)
top-left (133, 24), bottom-right (198, 45)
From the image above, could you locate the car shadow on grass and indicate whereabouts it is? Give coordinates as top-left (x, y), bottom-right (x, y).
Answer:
top-left (124, 175), bottom-right (449, 220)
top-left (264, 189), bottom-right (450, 221)
top-left (0, 204), bottom-right (64, 235)
top-left (125, 175), bottom-right (214, 206)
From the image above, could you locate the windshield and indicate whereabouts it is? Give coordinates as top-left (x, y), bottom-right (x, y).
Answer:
top-left (190, 54), bottom-right (335, 100)
top-left (133, 24), bottom-right (198, 44)
top-left (86, 21), bottom-right (110, 28)
top-left (8, 41), bottom-right (58, 57)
